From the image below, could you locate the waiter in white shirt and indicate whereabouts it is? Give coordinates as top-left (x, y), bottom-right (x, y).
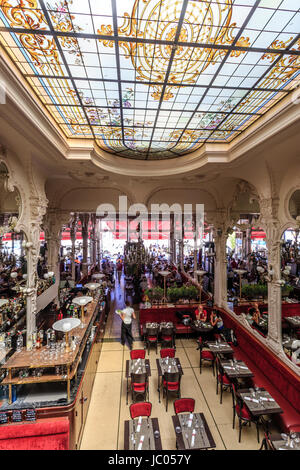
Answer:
top-left (120, 300), bottom-right (136, 350)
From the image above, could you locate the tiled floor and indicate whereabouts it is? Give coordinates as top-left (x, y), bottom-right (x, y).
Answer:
top-left (80, 277), bottom-right (278, 451)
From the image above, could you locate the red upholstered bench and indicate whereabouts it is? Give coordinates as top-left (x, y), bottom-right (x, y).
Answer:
top-left (220, 308), bottom-right (300, 433)
top-left (174, 323), bottom-right (193, 334)
top-left (0, 418), bottom-right (69, 450)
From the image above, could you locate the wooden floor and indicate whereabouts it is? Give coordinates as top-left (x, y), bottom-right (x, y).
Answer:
top-left (80, 275), bottom-right (278, 450)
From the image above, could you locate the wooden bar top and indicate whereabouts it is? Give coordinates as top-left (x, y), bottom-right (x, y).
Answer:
top-left (1, 298), bottom-right (99, 371)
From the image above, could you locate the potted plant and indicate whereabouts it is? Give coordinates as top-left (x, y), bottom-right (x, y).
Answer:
top-left (281, 284), bottom-right (293, 299)
top-left (167, 287), bottom-right (180, 303)
top-left (152, 287), bottom-right (164, 304)
top-left (185, 285), bottom-right (199, 303)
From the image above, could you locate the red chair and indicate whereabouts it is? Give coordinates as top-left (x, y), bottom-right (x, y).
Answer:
top-left (161, 326), bottom-right (175, 349)
top-left (130, 349), bottom-right (146, 360)
top-left (232, 384), bottom-right (260, 443)
top-left (160, 348), bottom-right (175, 358)
top-left (131, 372), bottom-right (149, 403)
top-left (199, 343), bottom-right (215, 376)
top-left (130, 402), bottom-right (152, 419)
top-left (215, 357), bottom-right (233, 404)
top-left (174, 398), bottom-right (195, 415)
top-left (163, 371), bottom-right (181, 412)
top-left (145, 326), bottom-right (159, 355)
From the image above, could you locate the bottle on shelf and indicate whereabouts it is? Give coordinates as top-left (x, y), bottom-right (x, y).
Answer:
top-left (46, 329), bottom-right (52, 349)
top-left (16, 331), bottom-right (23, 353)
top-left (5, 332), bottom-right (11, 350)
top-left (27, 333), bottom-right (33, 351)
top-left (50, 331), bottom-right (56, 351)
top-left (0, 333), bottom-right (5, 351)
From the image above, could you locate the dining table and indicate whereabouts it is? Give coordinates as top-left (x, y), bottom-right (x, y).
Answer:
top-left (285, 316), bottom-right (300, 330)
top-left (156, 357), bottom-right (183, 402)
top-left (237, 387), bottom-right (283, 431)
top-left (124, 417), bottom-right (162, 450)
top-left (172, 412), bottom-right (216, 450)
top-left (267, 432), bottom-right (300, 450)
top-left (191, 320), bottom-right (213, 336)
top-left (206, 341), bottom-right (234, 356)
top-left (125, 358), bottom-right (151, 405)
top-left (220, 358), bottom-right (254, 380)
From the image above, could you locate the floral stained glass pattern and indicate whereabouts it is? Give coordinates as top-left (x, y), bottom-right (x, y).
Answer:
top-left (0, 0), bottom-right (299, 160)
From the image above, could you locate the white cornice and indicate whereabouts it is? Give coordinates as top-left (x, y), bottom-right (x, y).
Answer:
top-left (0, 54), bottom-right (299, 177)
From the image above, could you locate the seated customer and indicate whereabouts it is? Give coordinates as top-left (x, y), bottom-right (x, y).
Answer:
top-left (210, 310), bottom-right (224, 333)
top-left (248, 302), bottom-right (262, 322)
top-left (195, 304), bottom-right (208, 322)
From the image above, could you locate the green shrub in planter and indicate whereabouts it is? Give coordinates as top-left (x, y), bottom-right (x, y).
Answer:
top-left (167, 287), bottom-right (181, 303)
top-left (281, 284), bottom-right (293, 297)
top-left (185, 285), bottom-right (199, 301)
top-left (145, 287), bottom-right (164, 302)
top-left (241, 283), bottom-right (267, 300)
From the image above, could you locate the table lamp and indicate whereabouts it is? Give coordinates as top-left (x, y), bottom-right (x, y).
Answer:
top-left (233, 269), bottom-right (247, 300)
top-left (159, 271), bottom-right (171, 303)
top-left (85, 283), bottom-right (101, 299)
top-left (194, 270), bottom-right (207, 305)
top-left (52, 318), bottom-right (81, 353)
top-left (72, 296), bottom-right (93, 327)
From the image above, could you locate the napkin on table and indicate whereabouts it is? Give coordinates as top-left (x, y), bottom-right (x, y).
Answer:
top-left (191, 429), bottom-right (196, 447)
top-left (138, 435), bottom-right (144, 450)
top-left (187, 413), bottom-right (193, 428)
top-left (137, 416), bottom-right (142, 433)
top-left (244, 396), bottom-right (259, 403)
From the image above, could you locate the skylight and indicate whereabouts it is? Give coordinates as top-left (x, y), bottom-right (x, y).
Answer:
top-left (0, 0), bottom-right (299, 160)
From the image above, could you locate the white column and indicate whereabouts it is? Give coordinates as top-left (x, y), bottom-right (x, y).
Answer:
top-left (214, 229), bottom-right (228, 309)
top-left (70, 216), bottom-right (77, 280)
top-left (80, 213), bottom-right (89, 277)
top-left (266, 225), bottom-right (282, 352)
top-left (259, 197), bottom-right (282, 353)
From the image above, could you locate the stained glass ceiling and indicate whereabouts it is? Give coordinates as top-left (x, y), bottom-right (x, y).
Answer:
top-left (0, 1), bottom-right (299, 160)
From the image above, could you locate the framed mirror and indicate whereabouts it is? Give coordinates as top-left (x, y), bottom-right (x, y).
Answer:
top-left (226, 186), bottom-right (269, 338)
top-left (281, 227), bottom-right (300, 365)
top-left (288, 190), bottom-right (300, 221)
top-left (0, 162), bottom-right (27, 362)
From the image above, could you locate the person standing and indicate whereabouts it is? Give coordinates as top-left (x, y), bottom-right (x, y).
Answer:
top-left (116, 257), bottom-right (123, 283)
top-left (120, 301), bottom-right (136, 349)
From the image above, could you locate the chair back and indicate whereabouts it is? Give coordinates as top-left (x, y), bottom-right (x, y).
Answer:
top-left (130, 349), bottom-right (146, 360)
top-left (130, 402), bottom-right (152, 419)
top-left (146, 327), bottom-right (158, 337)
top-left (174, 398), bottom-right (195, 415)
top-left (215, 356), bottom-right (223, 375)
top-left (160, 348), bottom-right (175, 358)
top-left (232, 383), bottom-right (243, 414)
top-left (131, 372), bottom-right (147, 385)
top-left (161, 327), bottom-right (174, 337)
top-left (164, 371), bottom-right (180, 384)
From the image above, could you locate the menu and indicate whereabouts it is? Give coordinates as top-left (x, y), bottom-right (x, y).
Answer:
top-left (25, 409), bottom-right (36, 422)
top-left (11, 410), bottom-right (22, 423)
top-left (0, 412), bottom-right (8, 425)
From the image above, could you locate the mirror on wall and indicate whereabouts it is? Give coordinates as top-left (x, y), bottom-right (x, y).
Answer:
top-left (0, 162), bottom-right (27, 361)
top-left (289, 190), bottom-right (300, 221)
top-left (281, 227), bottom-right (300, 365)
top-left (226, 187), bottom-right (269, 337)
